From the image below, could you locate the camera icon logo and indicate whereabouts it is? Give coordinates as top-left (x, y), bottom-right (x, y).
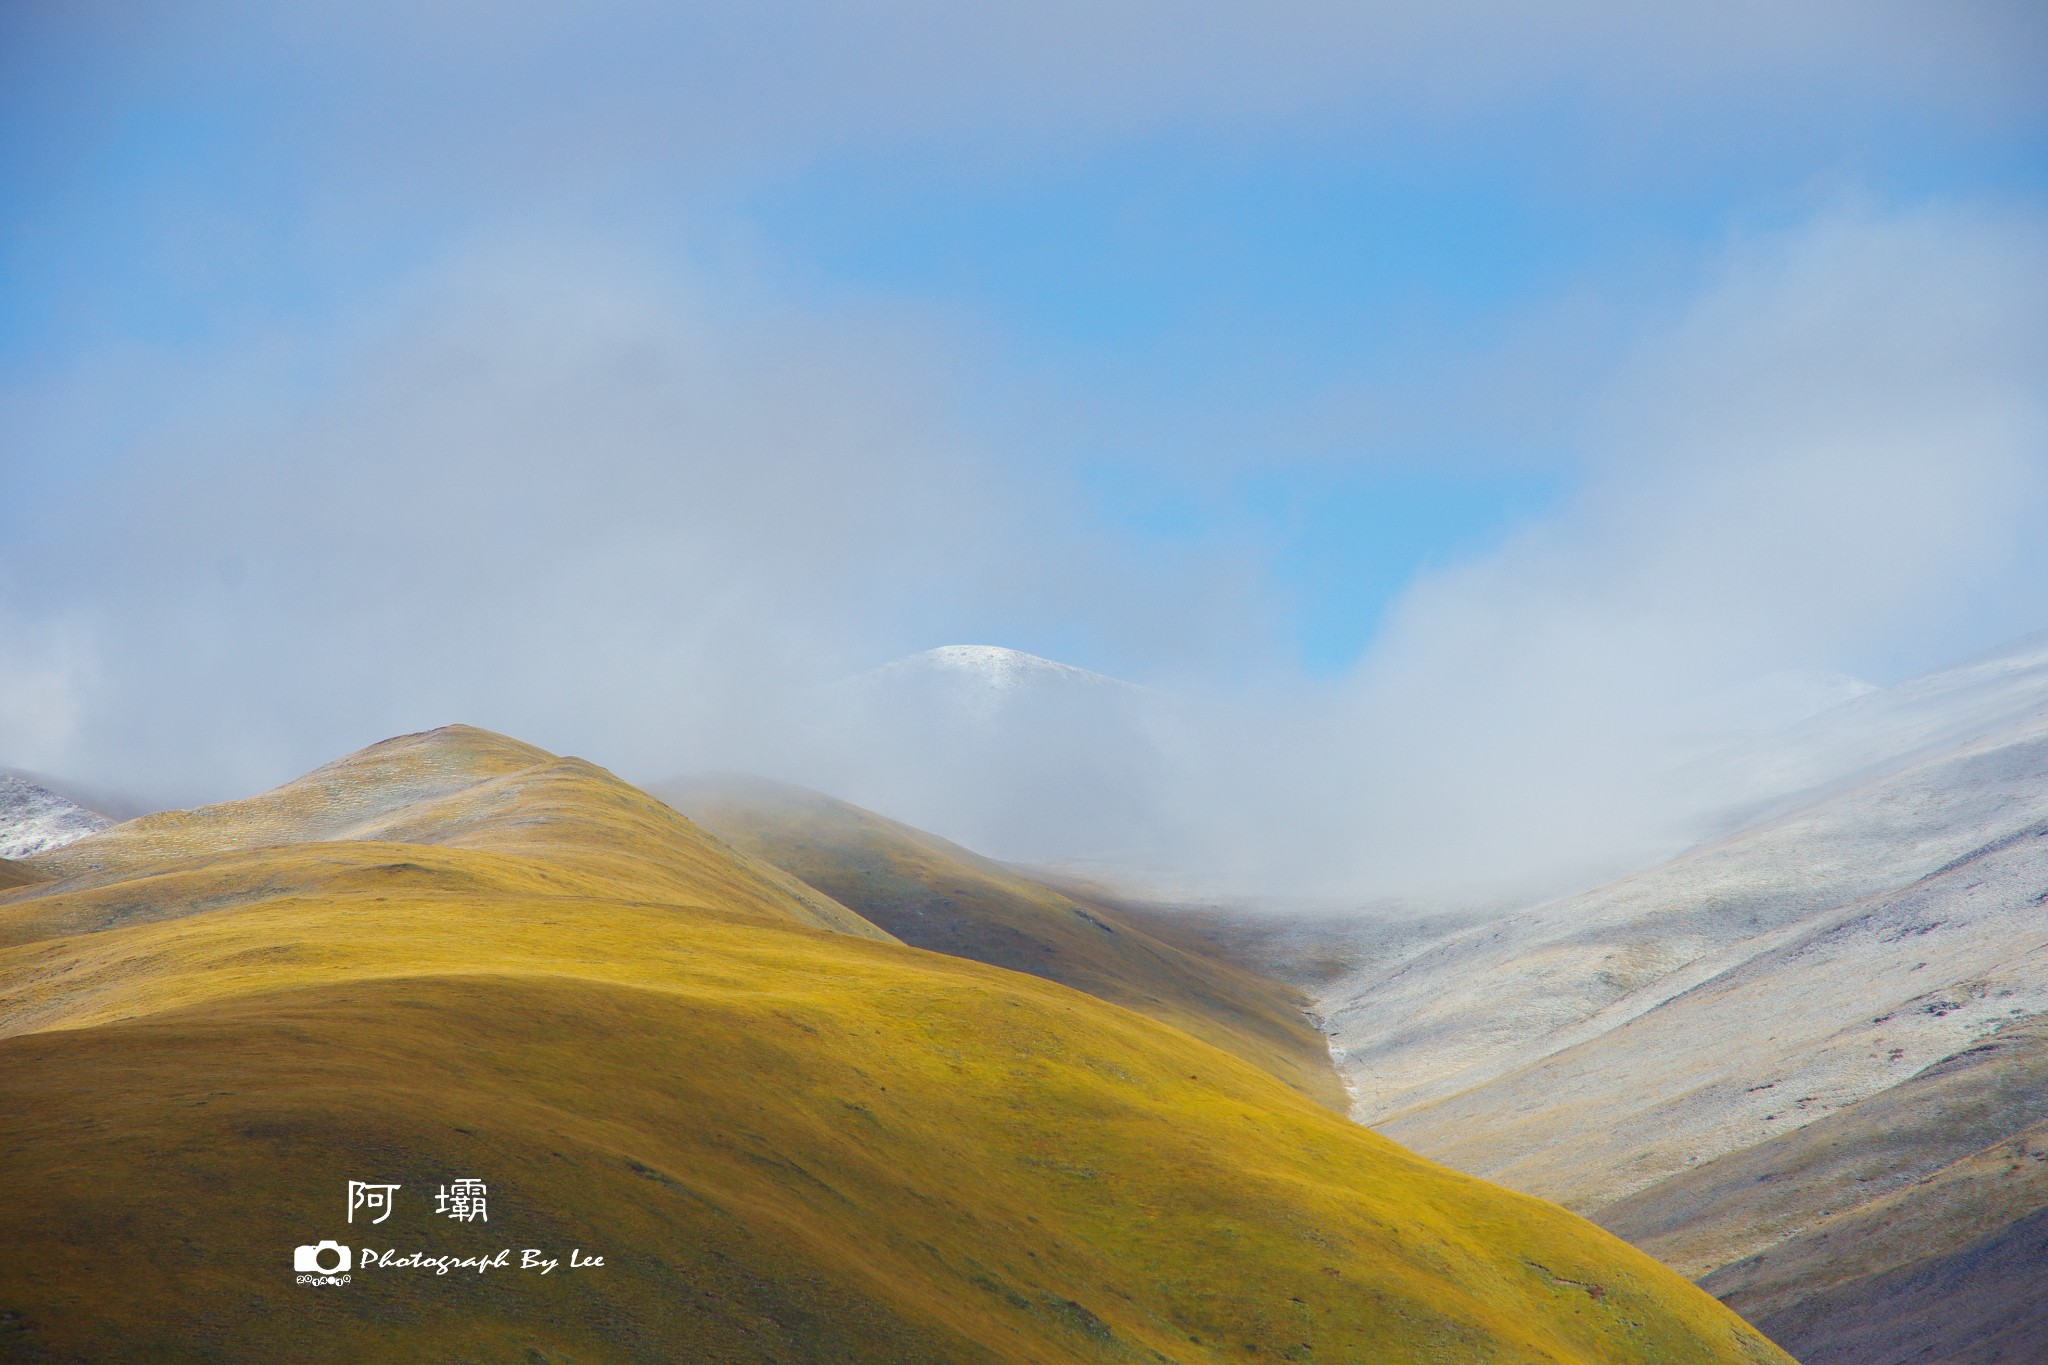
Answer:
top-left (294, 1241), bottom-right (352, 1274)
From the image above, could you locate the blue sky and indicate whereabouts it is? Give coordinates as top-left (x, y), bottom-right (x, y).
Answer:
top-left (735, 85), bottom-right (2048, 671)
top-left (5, 5), bottom-right (2042, 684)
top-left (2, 2), bottom-right (2046, 840)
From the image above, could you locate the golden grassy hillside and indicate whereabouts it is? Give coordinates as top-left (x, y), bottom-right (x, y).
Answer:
top-left (0, 729), bottom-right (1792, 1363)
top-left (665, 775), bottom-right (1346, 1110)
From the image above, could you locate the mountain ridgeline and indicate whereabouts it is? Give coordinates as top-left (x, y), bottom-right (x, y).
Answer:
top-left (0, 726), bottom-right (1786, 1363)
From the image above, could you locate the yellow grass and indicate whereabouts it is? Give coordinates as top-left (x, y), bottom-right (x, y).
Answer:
top-left (0, 728), bottom-right (1792, 1363)
top-left (668, 774), bottom-right (1347, 1109)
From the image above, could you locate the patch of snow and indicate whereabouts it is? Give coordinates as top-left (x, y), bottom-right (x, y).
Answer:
top-left (845, 645), bottom-right (1145, 725)
top-left (860, 644), bottom-right (1133, 698)
top-left (0, 773), bottom-right (112, 860)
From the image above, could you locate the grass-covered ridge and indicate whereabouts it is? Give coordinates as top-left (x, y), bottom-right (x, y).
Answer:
top-left (0, 727), bottom-right (1792, 1363)
top-left (665, 773), bottom-right (1346, 1109)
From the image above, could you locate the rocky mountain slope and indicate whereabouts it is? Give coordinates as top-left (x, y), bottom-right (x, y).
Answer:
top-left (1311, 634), bottom-right (2048, 1364)
top-left (0, 725), bottom-right (1786, 1364)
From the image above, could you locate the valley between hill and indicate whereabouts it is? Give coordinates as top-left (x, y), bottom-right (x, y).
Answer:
top-left (0, 726), bottom-right (1787, 1363)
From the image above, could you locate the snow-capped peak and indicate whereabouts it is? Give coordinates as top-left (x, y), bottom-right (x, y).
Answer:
top-left (865, 645), bottom-right (1131, 695)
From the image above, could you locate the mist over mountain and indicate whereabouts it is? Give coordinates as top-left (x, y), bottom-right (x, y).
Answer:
top-left (793, 645), bottom-right (1181, 866)
top-left (757, 632), bottom-right (2028, 905)
top-left (856, 645), bottom-right (1140, 710)
top-left (1696, 629), bottom-right (2048, 811)
top-left (1242, 629), bottom-right (2048, 1360)
top-left (1, 0), bottom-right (2042, 909)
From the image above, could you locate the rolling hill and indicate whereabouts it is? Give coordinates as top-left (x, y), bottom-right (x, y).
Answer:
top-left (0, 725), bottom-right (1787, 1363)
top-left (661, 774), bottom-right (1345, 1110)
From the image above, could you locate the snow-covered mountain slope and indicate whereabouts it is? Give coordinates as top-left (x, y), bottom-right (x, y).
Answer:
top-left (0, 773), bottom-right (111, 860)
top-left (1337, 712), bottom-right (2048, 1139)
top-left (1691, 630), bottom-right (2048, 816)
top-left (1614, 1012), bottom-right (2048, 1359)
top-left (1305, 630), bottom-right (2048, 1362)
top-left (1, 768), bottom-right (156, 825)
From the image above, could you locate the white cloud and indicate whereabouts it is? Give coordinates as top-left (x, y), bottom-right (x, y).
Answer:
top-left (10, 1), bottom-right (2040, 221)
top-left (1303, 203), bottom-right (2048, 895)
top-left (0, 240), bottom-right (1165, 800)
top-left (0, 605), bottom-right (101, 775)
top-left (3, 4), bottom-right (2042, 903)
top-left (6, 202), bottom-right (2043, 904)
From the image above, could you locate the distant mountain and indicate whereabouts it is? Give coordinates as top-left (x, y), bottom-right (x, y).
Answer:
top-left (851, 643), bottom-right (1144, 716)
top-left (1295, 631), bottom-right (2048, 1364)
top-left (1692, 631), bottom-right (2048, 815)
top-left (0, 772), bottom-right (111, 860)
top-left (813, 645), bottom-right (1180, 866)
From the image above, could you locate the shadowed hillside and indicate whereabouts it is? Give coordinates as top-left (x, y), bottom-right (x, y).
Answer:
top-left (1603, 1014), bottom-right (2048, 1295)
top-left (1613, 1015), bottom-right (2048, 1365)
top-left (662, 774), bottom-right (1345, 1110)
top-left (0, 727), bottom-right (1788, 1363)
top-left (1741, 1206), bottom-right (2048, 1365)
